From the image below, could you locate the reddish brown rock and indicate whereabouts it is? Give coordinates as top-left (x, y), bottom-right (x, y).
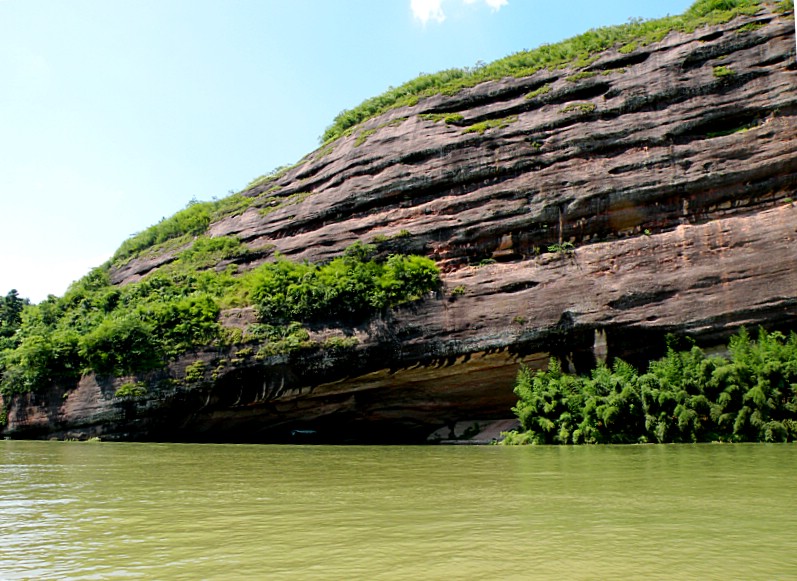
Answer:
top-left (3, 7), bottom-right (796, 442)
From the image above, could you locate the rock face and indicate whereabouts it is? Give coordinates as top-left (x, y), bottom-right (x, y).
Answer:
top-left (3, 6), bottom-right (797, 442)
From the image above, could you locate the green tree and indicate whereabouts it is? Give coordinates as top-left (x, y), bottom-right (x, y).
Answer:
top-left (0, 289), bottom-right (27, 339)
top-left (78, 314), bottom-right (163, 376)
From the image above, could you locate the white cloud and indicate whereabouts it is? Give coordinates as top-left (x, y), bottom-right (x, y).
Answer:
top-left (411, 0), bottom-right (445, 24)
top-left (412, 0), bottom-right (508, 24)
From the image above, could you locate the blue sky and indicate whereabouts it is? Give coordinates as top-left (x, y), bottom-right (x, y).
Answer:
top-left (1, 0), bottom-right (695, 302)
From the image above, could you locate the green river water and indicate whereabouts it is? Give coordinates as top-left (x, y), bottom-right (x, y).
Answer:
top-left (1, 441), bottom-right (795, 580)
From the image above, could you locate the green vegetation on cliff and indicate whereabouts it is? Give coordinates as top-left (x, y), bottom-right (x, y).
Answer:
top-left (0, 242), bottom-right (440, 396)
top-left (251, 242), bottom-right (441, 324)
top-left (504, 328), bottom-right (797, 444)
top-left (321, 0), bottom-right (768, 143)
top-left (0, 290), bottom-right (27, 352)
top-left (112, 195), bottom-right (254, 264)
top-left (105, 0), bottom-right (783, 270)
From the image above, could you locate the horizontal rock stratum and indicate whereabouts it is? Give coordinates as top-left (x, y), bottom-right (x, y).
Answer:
top-left (2, 2), bottom-right (796, 442)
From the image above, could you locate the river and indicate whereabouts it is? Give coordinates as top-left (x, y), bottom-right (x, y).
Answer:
top-left (1, 441), bottom-right (795, 580)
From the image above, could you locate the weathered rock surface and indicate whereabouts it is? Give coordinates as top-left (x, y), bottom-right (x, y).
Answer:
top-left (3, 6), bottom-right (797, 442)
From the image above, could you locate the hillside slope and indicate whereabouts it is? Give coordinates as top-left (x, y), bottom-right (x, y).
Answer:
top-left (2, 1), bottom-right (796, 442)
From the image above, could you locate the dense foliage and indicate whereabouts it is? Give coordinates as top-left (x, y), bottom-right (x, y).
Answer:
top-left (505, 328), bottom-right (797, 444)
top-left (0, 268), bottom-right (223, 395)
top-left (321, 0), bottom-right (768, 143)
top-left (250, 243), bottom-right (441, 324)
top-left (0, 241), bottom-right (440, 397)
top-left (0, 290), bottom-right (27, 352)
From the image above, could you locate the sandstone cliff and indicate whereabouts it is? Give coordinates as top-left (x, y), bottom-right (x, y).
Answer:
top-left (3, 4), bottom-right (796, 442)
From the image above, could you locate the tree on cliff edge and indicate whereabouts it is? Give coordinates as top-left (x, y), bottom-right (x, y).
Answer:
top-left (0, 290), bottom-right (26, 340)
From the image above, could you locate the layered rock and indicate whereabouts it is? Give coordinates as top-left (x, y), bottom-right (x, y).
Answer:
top-left (3, 6), bottom-right (796, 442)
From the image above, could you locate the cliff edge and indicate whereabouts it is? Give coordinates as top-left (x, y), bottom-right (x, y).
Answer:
top-left (2, 2), bottom-right (796, 442)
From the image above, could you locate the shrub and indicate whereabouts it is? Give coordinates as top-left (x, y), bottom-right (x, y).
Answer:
top-left (354, 128), bottom-right (376, 147)
top-left (498, 430), bottom-right (535, 445)
top-left (1, 335), bottom-right (57, 394)
top-left (112, 200), bottom-right (214, 264)
top-left (177, 236), bottom-right (244, 269)
top-left (148, 294), bottom-right (221, 357)
top-left (184, 360), bottom-right (207, 383)
top-left (352, 118), bottom-right (408, 147)
top-left (211, 193), bottom-right (254, 221)
top-left (258, 191), bottom-right (314, 217)
top-left (245, 163), bottom-right (300, 190)
top-left (0, 289), bottom-right (26, 340)
top-left (249, 244), bottom-right (441, 325)
top-left (114, 382), bottom-right (147, 399)
top-left (419, 113), bottom-right (465, 125)
top-left (254, 323), bottom-right (316, 358)
top-left (566, 71), bottom-right (598, 82)
top-left (79, 315), bottom-right (163, 376)
top-left (713, 65), bottom-right (736, 77)
top-left (371, 229), bottom-right (412, 244)
top-left (462, 116), bottom-right (519, 135)
top-left (0, 231), bottom-right (431, 395)
top-left (323, 336), bottom-right (360, 351)
top-left (525, 84), bottom-right (552, 99)
top-left (560, 102), bottom-right (597, 115)
top-left (548, 242), bottom-right (575, 255)
top-left (112, 196), bottom-right (256, 265)
top-left (1, 267), bottom-right (227, 393)
top-left (507, 327), bottom-right (797, 444)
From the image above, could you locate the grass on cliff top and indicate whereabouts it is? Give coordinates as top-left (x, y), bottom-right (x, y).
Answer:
top-left (110, 0), bottom-right (773, 269)
top-left (111, 194), bottom-right (255, 265)
top-left (320, 0), bottom-right (767, 143)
